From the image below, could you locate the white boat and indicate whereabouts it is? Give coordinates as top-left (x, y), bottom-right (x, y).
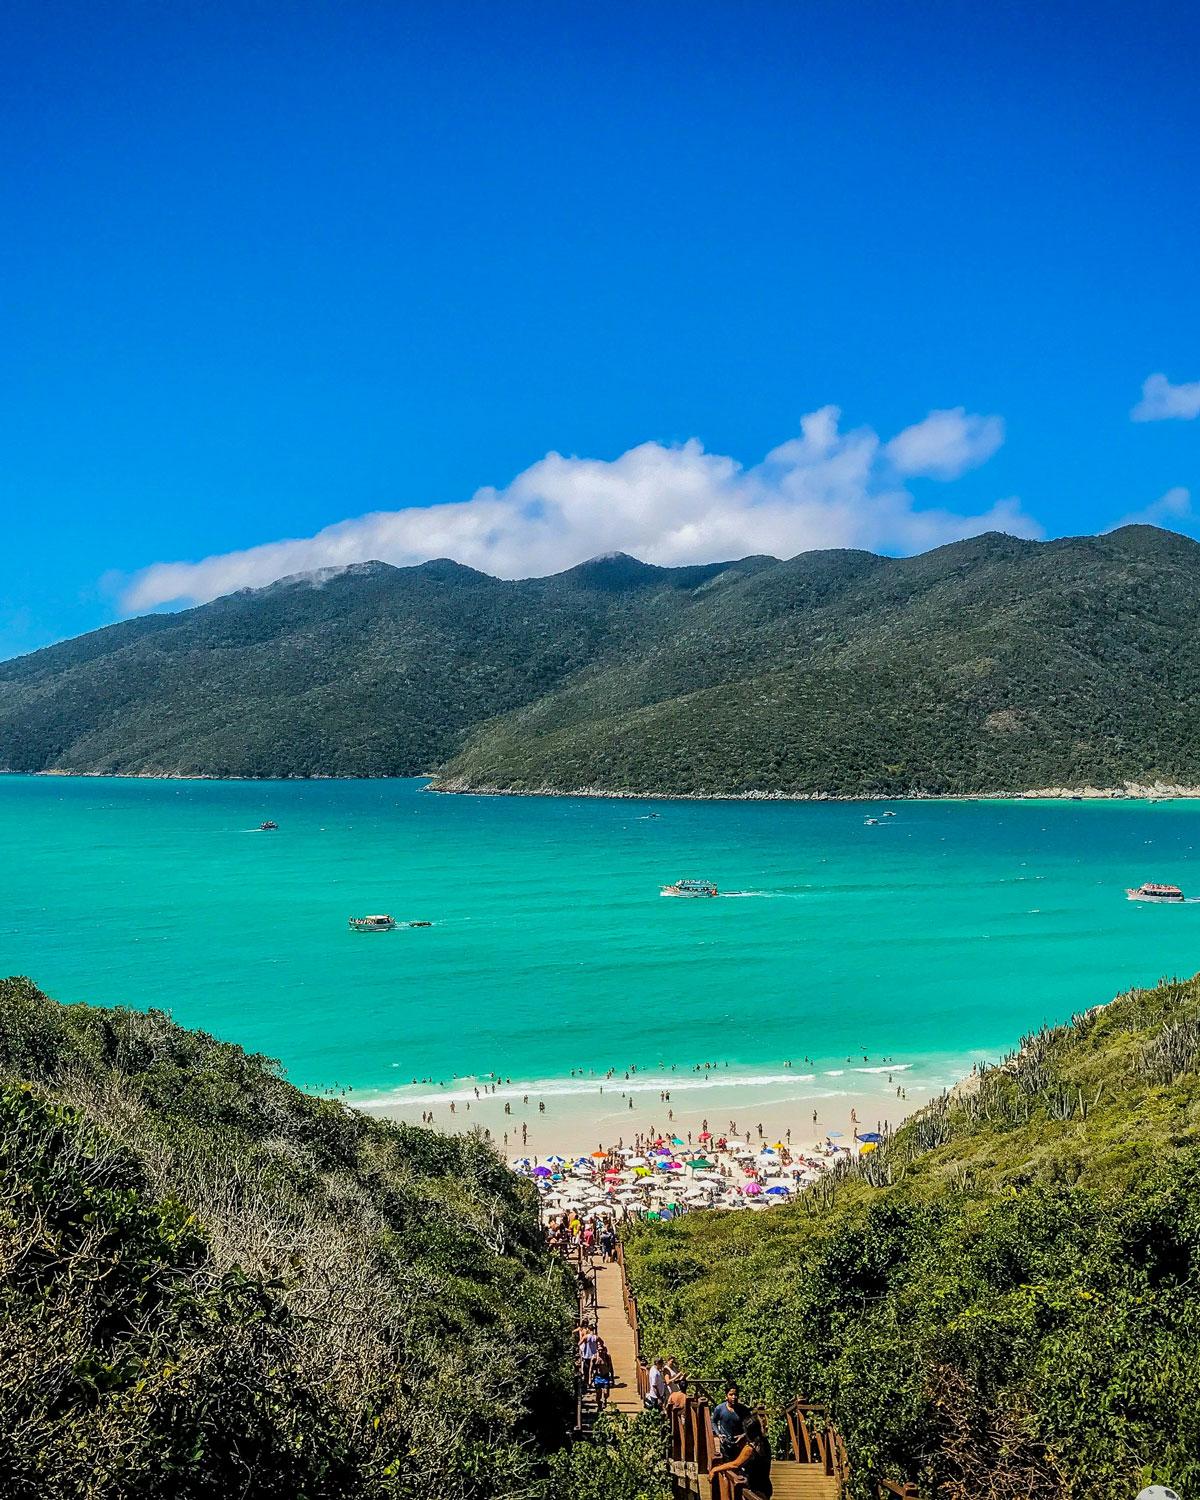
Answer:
top-left (348, 913), bottom-right (396, 931)
top-left (864, 817), bottom-right (879, 825)
top-left (1125, 883), bottom-right (1184, 904)
top-left (660, 878), bottom-right (719, 898)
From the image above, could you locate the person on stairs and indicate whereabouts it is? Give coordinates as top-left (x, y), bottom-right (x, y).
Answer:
top-left (646, 1357), bottom-right (668, 1408)
top-left (712, 1384), bottom-right (748, 1460)
top-left (710, 1414), bottom-right (773, 1500)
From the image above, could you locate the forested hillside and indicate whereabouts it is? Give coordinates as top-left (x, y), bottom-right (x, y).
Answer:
top-left (5, 525), bottom-right (1200, 795)
top-left (0, 977), bottom-right (574, 1499)
top-left (624, 972), bottom-right (1200, 1498)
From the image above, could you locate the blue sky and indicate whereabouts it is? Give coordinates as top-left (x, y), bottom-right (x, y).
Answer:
top-left (2, 0), bottom-right (1198, 656)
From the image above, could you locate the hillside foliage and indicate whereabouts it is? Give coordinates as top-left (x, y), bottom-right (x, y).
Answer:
top-left (623, 972), bottom-right (1200, 1498)
top-left (6, 527), bottom-right (1200, 794)
top-left (0, 977), bottom-right (574, 1500)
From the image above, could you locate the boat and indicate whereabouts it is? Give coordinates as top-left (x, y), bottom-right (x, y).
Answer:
top-left (882, 810), bottom-right (896, 818)
top-left (660, 878), bottom-right (719, 898)
top-left (1126, 883), bottom-right (1185, 903)
top-left (259, 820), bottom-right (278, 831)
top-left (864, 817), bottom-right (879, 825)
top-left (348, 914), bottom-right (396, 931)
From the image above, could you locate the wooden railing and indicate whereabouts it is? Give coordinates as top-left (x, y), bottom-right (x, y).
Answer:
top-left (571, 1247), bottom-right (600, 1434)
top-left (663, 1389), bottom-right (849, 1497)
top-left (615, 1241), bottom-right (650, 1399)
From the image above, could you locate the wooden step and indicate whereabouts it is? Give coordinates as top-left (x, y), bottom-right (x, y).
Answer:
top-left (768, 1460), bottom-right (843, 1499)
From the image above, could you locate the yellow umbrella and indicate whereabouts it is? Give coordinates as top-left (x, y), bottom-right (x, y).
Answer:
top-left (859, 1141), bottom-right (878, 1154)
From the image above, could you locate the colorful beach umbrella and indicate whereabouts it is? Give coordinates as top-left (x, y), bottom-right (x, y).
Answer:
top-left (858, 1132), bottom-right (884, 1143)
top-left (687, 1157), bottom-right (715, 1170)
top-left (859, 1142), bottom-right (878, 1154)
top-left (742, 1182), bottom-right (762, 1196)
top-left (532, 1166), bottom-right (552, 1177)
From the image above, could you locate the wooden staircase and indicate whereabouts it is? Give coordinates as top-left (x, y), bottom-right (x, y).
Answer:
top-left (569, 1245), bottom-right (922, 1500)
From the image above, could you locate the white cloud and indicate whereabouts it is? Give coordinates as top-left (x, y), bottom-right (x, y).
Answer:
top-left (884, 407), bottom-right (1005, 479)
top-left (119, 405), bottom-right (1037, 611)
top-left (1112, 486), bottom-right (1193, 530)
top-left (1132, 373), bottom-right (1200, 422)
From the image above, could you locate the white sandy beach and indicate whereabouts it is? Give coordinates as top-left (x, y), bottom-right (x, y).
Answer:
top-left (357, 1057), bottom-right (975, 1161)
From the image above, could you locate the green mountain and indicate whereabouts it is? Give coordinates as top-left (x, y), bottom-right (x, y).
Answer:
top-left (624, 971), bottom-right (1200, 1498)
top-left (0, 975), bottom-right (574, 1500)
top-left (5, 525), bottom-right (1200, 794)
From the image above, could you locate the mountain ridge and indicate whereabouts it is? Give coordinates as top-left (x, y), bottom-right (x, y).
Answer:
top-left (5, 525), bottom-right (1200, 794)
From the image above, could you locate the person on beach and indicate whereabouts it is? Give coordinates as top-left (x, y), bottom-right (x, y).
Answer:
top-left (711, 1415), bottom-right (773, 1499)
top-left (712, 1384), bottom-right (749, 1459)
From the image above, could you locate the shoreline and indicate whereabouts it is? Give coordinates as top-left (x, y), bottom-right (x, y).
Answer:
top-left (355, 1055), bottom-right (978, 1162)
top-left (428, 778), bottom-right (1200, 803)
top-left (9, 768), bottom-right (1200, 802)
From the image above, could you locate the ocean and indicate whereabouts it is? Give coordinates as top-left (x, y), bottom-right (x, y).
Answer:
top-left (2, 775), bottom-right (1197, 1114)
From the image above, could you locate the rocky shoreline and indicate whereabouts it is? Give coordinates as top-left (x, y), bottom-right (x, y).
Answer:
top-left (10, 768), bottom-right (1200, 801)
top-left (428, 777), bottom-right (1200, 803)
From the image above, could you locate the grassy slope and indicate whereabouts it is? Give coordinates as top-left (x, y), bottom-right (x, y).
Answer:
top-left (0, 976), bottom-right (573, 1500)
top-left (623, 973), bottom-right (1200, 1498)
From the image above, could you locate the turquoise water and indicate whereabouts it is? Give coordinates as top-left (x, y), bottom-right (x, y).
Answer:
top-left (3, 775), bottom-right (1199, 1098)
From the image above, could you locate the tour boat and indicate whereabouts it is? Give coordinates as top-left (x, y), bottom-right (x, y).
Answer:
top-left (864, 817), bottom-right (879, 825)
top-left (660, 878), bottom-right (719, 898)
top-left (1125, 883), bottom-right (1185, 904)
top-left (259, 820), bottom-right (278, 831)
top-left (348, 914), bottom-right (396, 931)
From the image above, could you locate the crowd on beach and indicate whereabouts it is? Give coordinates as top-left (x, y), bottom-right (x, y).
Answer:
top-left (520, 1114), bottom-right (888, 1224)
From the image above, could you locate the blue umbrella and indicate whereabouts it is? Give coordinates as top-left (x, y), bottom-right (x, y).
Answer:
top-left (858, 1132), bottom-right (884, 1143)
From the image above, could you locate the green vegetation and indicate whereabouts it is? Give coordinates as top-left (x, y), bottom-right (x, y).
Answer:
top-left (0, 976), bottom-right (574, 1499)
top-left (7, 526), bottom-right (1200, 794)
top-left (623, 973), bottom-right (1200, 1498)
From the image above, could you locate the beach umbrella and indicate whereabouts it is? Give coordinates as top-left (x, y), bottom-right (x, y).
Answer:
top-left (670, 1135), bottom-right (684, 1145)
top-left (532, 1165), bottom-right (552, 1177)
top-left (634, 1166), bottom-right (651, 1177)
top-left (860, 1142), bottom-right (878, 1154)
top-left (698, 1130), bottom-right (711, 1140)
top-left (603, 1169), bottom-right (623, 1180)
top-left (766, 1184), bottom-right (791, 1195)
top-left (626, 1156), bottom-right (647, 1166)
top-left (772, 1141), bottom-right (786, 1151)
top-left (760, 1145), bottom-right (776, 1155)
top-left (686, 1156), bottom-right (715, 1170)
top-left (858, 1132), bottom-right (884, 1143)
top-left (743, 1182), bottom-right (762, 1196)
top-left (546, 1155), bottom-right (566, 1165)
top-left (590, 1150), bottom-right (608, 1160)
